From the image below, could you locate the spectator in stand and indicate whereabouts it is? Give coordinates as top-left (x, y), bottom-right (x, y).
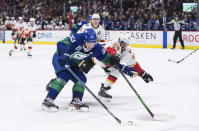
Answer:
top-left (0, 0), bottom-right (196, 31)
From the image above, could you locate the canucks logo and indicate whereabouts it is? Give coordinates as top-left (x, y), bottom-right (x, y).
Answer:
top-left (71, 52), bottom-right (92, 60)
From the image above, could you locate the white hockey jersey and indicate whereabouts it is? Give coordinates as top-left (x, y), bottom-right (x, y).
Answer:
top-left (94, 41), bottom-right (137, 67)
top-left (77, 23), bottom-right (105, 41)
top-left (13, 23), bottom-right (37, 39)
top-left (13, 22), bottom-right (27, 35)
top-left (27, 23), bottom-right (37, 38)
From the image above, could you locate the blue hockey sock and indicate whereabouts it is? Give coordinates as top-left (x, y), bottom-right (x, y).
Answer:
top-left (47, 78), bottom-right (66, 100)
top-left (72, 82), bottom-right (85, 101)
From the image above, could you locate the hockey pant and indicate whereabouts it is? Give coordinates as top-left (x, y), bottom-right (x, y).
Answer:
top-left (47, 53), bottom-right (87, 101)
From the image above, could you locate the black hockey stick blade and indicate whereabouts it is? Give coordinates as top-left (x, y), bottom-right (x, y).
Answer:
top-left (168, 59), bottom-right (179, 64)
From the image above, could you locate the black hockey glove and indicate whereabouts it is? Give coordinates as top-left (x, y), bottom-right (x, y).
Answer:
top-left (109, 54), bottom-right (120, 66)
top-left (33, 33), bottom-right (36, 38)
top-left (11, 32), bottom-right (15, 36)
top-left (141, 71), bottom-right (153, 83)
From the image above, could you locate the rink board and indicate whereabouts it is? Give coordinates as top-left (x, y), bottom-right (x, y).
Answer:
top-left (1, 30), bottom-right (199, 49)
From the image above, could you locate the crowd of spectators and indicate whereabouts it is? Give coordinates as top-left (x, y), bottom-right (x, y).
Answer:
top-left (0, 0), bottom-right (197, 31)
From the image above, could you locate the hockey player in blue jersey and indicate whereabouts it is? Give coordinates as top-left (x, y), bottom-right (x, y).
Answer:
top-left (42, 28), bottom-right (121, 111)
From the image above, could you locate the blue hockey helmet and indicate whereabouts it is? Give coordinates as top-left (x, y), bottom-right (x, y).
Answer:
top-left (83, 28), bottom-right (97, 44)
top-left (87, 15), bottom-right (92, 22)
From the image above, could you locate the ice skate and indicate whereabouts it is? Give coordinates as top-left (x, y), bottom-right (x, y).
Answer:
top-left (41, 97), bottom-right (59, 112)
top-left (27, 51), bottom-right (32, 57)
top-left (69, 97), bottom-right (89, 111)
top-left (9, 50), bottom-right (14, 56)
top-left (98, 84), bottom-right (112, 102)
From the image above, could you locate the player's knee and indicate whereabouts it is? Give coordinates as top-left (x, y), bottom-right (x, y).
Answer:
top-left (46, 78), bottom-right (66, 93)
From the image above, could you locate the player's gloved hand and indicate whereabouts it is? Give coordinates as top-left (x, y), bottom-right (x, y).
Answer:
top-left (117, 64), bottom-right (138, 77)
top-left (141, 71), bottom-right (153, 83)
top-left (58, 54), bottom-right (71, 67)
top-left (11, 32), bottom-right (15, 36)
top-left (33, 33), bottom-right (36, 38)
top-left (109, 54), bottom-right (120, 66)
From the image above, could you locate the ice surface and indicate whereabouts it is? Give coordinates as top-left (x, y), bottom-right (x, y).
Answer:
top-left (0, 44), bottom-right (199, 131)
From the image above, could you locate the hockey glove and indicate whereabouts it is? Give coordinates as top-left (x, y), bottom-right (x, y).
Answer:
top-left (141, 71), bottom-right (153, 83)
top-left (33, 33), bottom-right (36, 38)
top-left (11, 32), bottom-right (15, 36)
top-left (58, 54), bottom-right (71, 67)
top-left (117, 64), bottom-right (138, 77)
top-left (109, 54), bottom-right (120, 66)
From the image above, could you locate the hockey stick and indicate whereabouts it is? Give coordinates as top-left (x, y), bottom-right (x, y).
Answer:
top-left (117, 66), bottom-right (155, 118)
top-left (168, 48), bottom-right (199, 64)
top-left (65, 66), bottom-right (122, 124)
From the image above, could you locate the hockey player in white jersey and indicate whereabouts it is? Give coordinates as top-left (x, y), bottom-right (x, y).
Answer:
top-left (77, 13), bottom-right (106, 42)
top-left (9, 18), bottom-right (36, 56)
top-left (95, 35), bottom-right (153, 101)
top-left (9, 17), bottom-right (27, 55)
top-left (26, 18), bottom-right (37, 56)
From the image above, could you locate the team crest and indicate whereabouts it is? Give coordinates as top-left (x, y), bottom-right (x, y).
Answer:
top-left (75, 45), bottom-right (82, 51)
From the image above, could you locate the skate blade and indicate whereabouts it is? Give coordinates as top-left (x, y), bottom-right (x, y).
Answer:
top-left (98, 96), bottom-right (111, 102)
top-left (68, 106), bottom-right (89, 112)
top-left (41, 105), bottom-right (58, 112)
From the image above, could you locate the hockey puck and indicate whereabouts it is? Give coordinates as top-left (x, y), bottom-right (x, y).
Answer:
top-left (127, 121), bottom-right (133, 125)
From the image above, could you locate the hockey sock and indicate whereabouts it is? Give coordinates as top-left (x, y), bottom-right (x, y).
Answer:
top-left (104, 75), bottom-right (117, 87)
top-left (28, 41), bottom-right (32, 51)
top-left (28, 46), bottom-right (32, 53)
top-left (72, 82), bottom-right (85, 101)
top-left (47, 78), bottom-right (66, 99)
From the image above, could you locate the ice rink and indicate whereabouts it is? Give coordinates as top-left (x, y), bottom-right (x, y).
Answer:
top-left (0, 44), bottom-right (199, 131)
